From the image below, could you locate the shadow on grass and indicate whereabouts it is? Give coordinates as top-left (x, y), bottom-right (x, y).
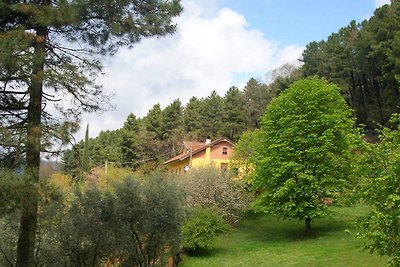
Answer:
top-left (239, 210), bottom-right (351, 243)
top-left (184, 247), bottom-right (228, 259)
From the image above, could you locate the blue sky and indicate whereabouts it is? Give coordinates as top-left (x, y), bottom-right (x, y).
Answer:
top-left (219, 0), bottom-right (377, 46)
top-left (80, 0), bottom-right (390, 139)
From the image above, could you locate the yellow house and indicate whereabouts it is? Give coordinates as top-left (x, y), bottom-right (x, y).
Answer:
top-left (162, 137), bottom-right (234, 174)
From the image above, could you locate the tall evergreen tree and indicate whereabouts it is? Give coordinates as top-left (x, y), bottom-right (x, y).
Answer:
top-left (161, 99), bottom-right (183, 141)
top-left (144, 104), bottom-right (164, 139)
top-left (90, 129), bottom-right (124, 165)
top-left (161, 99), bottom-right (184, 156)
top-left (183, 97), bottom-right (203, 140)
top-left (82, 124), bottom-right (90, 173)
top-left (243, 78), bottom-right (274, 129)
top-left (221, 86), bottom-right (248, 141)
top-left (302, 1), bottom-right (400, 128)
top-left (142, 104), bottom-right (164, 159)
top-left (200, 91), bottom-right (224, 139)
top-left (121, 113), bottom-right (141, 164)
top-left (0, 1), bottom-right (182, 265)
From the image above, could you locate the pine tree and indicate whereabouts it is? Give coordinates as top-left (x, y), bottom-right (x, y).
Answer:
top-left (0, 1), bottom-right (182, 265)
top-left (82, 124), bottom-right (90, 173)
top-left (200, 91), bottom-right (224, 139)
top-left (121, 114), bottom-right (141, 164)
top-left (221, 86), bottom-right (248, 141)
top-left (183, 97), bottom-right (203, 140)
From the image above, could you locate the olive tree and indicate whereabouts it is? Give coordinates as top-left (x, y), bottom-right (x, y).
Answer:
top-left (30, 172), bottom-right (185, 267)
top-left (0, 1), bottom-right (182, 265)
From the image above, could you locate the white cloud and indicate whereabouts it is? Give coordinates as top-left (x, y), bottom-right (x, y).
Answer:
top-left (275, 45), bottom-right (304, 67)
top-left (79, 0), bottom-right (304, 140)
top-left (375, 0), bottom-right (391, 8)
top-left (362, 0), bottom-right (391, 23)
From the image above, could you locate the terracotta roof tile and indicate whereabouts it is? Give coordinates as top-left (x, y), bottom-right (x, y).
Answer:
top-left (183, 141), bottom-right (204, 151)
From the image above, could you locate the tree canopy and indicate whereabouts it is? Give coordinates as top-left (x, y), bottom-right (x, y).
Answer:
top-left (301, 0), bottom-right (400, 128)
top-left (356, 114), bottom-right (400, 266)
top-left (61, 72), bottom-right (295, 176)
top-left (0, 0), bottom-right (182, 266)
top-left (253, 77), bottom-right (359, 235)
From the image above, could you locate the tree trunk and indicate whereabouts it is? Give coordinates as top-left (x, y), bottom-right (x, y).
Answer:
top-left (358, 77), bottom-right (368, 125)
top-left (16, 23), bottom-right (47, 267)
top-left (305, 217), bottom-right (312, 236)
top-left (369, 64), bottom-right (384, 124)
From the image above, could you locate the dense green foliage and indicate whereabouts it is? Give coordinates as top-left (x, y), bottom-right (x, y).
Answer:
top-left (356, 115), bottom-right (400, 267)
top-left (61, 73), bottom-right (293, 177)
top-left (253, 77), bottom-right (359, 234)
top-left (0, 172), bottom-right (185, 266)
top-left (3, 0), bottom-right (400, 265)
top-left (182, 207), bottom-right (229, 252)
top-left (0, 0), bottom-right (182, 168)
top-left (301, 1), bottom-right (400, 128)
top-left (1, 0), bottom-right (183, 265)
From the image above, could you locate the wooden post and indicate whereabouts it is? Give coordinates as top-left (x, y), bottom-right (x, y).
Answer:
top-left (189, 148), bottom-right (192, 167)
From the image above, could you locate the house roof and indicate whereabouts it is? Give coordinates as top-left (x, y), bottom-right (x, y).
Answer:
top-left (183, 141), bottom-right (204, 151)
top-left (162, 137), bottom-right (235, 165)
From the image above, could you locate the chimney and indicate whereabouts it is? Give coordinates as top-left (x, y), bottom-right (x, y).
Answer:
top-left (205, 137), bottom-right (211, 163)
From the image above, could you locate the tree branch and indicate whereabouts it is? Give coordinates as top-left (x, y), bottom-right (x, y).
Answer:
top-left (0, 246), bottom-right (14, 267)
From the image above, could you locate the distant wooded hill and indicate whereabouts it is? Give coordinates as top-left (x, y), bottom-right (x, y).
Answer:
top-left (62, 1), bottom-right (400, 177)
top-left (62, 71), bottom-right (300, 177)
top-left (301, 1), bottom-right (400, 128)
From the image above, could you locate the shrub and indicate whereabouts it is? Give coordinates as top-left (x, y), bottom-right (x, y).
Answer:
top-left (182, 207), bottom-right (229, 251)
top-left (0, 169), bottom-right (186, 266)
top-left (0, 213), bottom-right (19, 266)
top-left (0, 170), bottom-right (186, 267)
top-left (356, 115), bottom-right (400, 267)
top-left (180, 166), bottom-right (253, 225)
top-left (0, 170), bottom-right (65, 266)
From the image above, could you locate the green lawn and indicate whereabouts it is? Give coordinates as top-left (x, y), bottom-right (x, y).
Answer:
top-left (180, 206), bottom-right (387, 267)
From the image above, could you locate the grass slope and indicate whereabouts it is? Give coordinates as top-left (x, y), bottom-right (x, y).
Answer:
top-left (180, 206), bottom-right (387, 267)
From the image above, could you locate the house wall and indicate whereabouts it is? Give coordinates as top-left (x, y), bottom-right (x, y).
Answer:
top-left (210, 140), bottom-right (233, 160)
top-left (165, 142), bottom-right (234, 174)
top-left (166, 159), bottom-right (189, 175)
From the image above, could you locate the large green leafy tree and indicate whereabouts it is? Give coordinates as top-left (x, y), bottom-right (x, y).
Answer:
top-left (0, 0), bottom-right (182, 266)
top-left (254, 77), bottom-right (358, 235)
